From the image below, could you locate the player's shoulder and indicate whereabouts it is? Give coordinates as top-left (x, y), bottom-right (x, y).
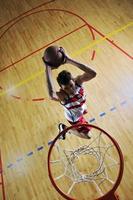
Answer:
top-left (56, 89), bottom-right (68, 102)
top-left (74, 76), bottom-right (83, 87)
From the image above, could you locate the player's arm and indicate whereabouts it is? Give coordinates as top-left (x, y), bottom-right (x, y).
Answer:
top-left (43, 56), bottom-right (66, 102)
top-left (42, 56), bottom-right (59, 101)
top-left (67, 58), bottom-right (96, 84)
top-left (59, 47), bottom-right (96, 84)
top-left (45, 65), bottom-right (59, 101)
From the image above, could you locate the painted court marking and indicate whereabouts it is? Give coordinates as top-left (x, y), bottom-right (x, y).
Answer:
top-left (0, 0), bottom-right (55, 29)
top-left (0, 21), bottom-right (132, 98)
top-left (6, 96), bottom-right (133, 169)
top-left (0, 24), bottom-right (87, 72)
top-left (74, 21), bottom-right (133, 58)
top-left (0, 8), bottom-right (132, 98)
top-left (0, 151), bottom-right (6, 200)
top-left (1, 7), bottom-right (132, 171)
top-left (7, 146), bottom-right (44, 168)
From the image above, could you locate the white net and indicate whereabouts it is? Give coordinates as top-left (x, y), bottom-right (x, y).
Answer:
top-left (49, 126), bottom-right (122, 199)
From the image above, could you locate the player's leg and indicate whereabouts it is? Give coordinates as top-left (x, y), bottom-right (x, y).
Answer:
top-left (58, 116), bottom-right (91, 139)
top-left (69, 116), bottom-right (92, 139)
top-left (70, 128), bottom-right (91, 139)
top-left (58, 123), bottom-right (67, 140)
top-left (58, 122), bottom-right (89, 139)
top-left (76, 116), bottom-right (92, 138)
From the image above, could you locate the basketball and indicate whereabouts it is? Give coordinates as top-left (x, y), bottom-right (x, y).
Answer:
top-left (43, 46), bottom-right (65, 68)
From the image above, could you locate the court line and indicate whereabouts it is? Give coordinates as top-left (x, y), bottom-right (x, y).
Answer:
top-left (90, 23), bottom-right (133, 60)
top-left (0, 23), bottom-right (88, 100)
top-left (7, 146), bottom-right (44, 168)
top-left (72, 21), bottom-right (133, 57)
top-left (99, 112), bottom-right (106, 117)
top-left (6, 97), bottom-right (132, 169)
top-left (0, 69), bottom-right (44, 97)
top-left (120, 100), bottom-right (127, 106)
top-left (2, 12), bottom-right (132, 170)
top-left (0, 8), bottom-right (132, 73)
top-left (7, 164), bottom-right (13, 168)
top-left (0, 8), bottom-right (95, 100)
top-left (0, 24), bottom-right (87, 72)
top-left (89, 118), bottom-right (96, 123)
top-left (0, 0), bottom-right (55, 29)
top-left (110, 107), bottom-right (117, 111)
top-left (0, 151), bottom-right (6, 200)
top-left (0, 8), bottom-right (96, 72)
top-left (16, 157), bottom-right (23, 162)
top-left (0, 22), bottom-right (132, 98)
top-left (91, 50), bottom-right (96, 60)
top-left (48, 98), bottom-right (130, 145)
top-left (27, 152), bottom-right (34, 156)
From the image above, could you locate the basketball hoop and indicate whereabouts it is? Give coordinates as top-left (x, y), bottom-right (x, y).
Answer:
top-left (48, 124), bottom-right (124, 200)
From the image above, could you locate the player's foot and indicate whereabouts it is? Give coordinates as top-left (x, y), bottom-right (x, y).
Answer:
top-left (81, 129), bottom-right (92, 139)
top-left (87, 131), bottom-right (92, 139)
top-left (58, 123), bottom-right (67, 140)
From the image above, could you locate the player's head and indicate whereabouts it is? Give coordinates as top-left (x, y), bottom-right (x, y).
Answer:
top-left (57, 70), bottom-right (75, 94)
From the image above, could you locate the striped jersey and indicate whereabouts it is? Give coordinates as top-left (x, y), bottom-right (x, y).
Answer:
top-left (61, 83), bottom-right (87, 122)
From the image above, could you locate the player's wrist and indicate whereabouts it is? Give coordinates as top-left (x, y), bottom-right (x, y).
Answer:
top-left (43, 46), bottom-right (71, 69)
top-left (43, 56), bottom-right (58, 70)
top-left (66, 57), bottom-right (75, 64)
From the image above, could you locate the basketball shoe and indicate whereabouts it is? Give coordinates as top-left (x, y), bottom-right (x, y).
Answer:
top-left (58, 123), bottom-right (67, 140)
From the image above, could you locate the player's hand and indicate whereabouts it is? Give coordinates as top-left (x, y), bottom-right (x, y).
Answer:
top-left (59, 47), bottom-right (69, 64)
top-left (42, 56), bottom-right (46, 64)
top-left (42, 56), bottom-right (58, 70)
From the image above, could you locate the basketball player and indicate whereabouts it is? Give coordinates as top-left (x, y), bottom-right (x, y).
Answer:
top-left (43, 47), bottom-right (96, 139)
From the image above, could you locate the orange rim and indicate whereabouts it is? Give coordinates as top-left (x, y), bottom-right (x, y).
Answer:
top-left (48, 124), bottom-right (124, 200)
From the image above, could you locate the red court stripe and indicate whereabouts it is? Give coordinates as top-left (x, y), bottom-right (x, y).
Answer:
top-left (0, 151), bottom-right (6, 200)
top-left (90, 25), bottom-right (133, 60)
top-left (87, 25), bottom-right (95, 40)
top-left (91, 50), bottom-right (96, 60)
top-left (32, 98), bottom-right (45, 101)
top-left (0, 0), bottom-right (55, 29)
top-left (0, 24), bottom-right (86, 73)
top-left (0, 8), bottom-right (96, 73)
top-left (11, 95), bottom-right (21, 99)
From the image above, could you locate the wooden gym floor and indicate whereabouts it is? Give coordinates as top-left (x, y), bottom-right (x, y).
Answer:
top-left (0, 0), bottom-right (133, 199)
